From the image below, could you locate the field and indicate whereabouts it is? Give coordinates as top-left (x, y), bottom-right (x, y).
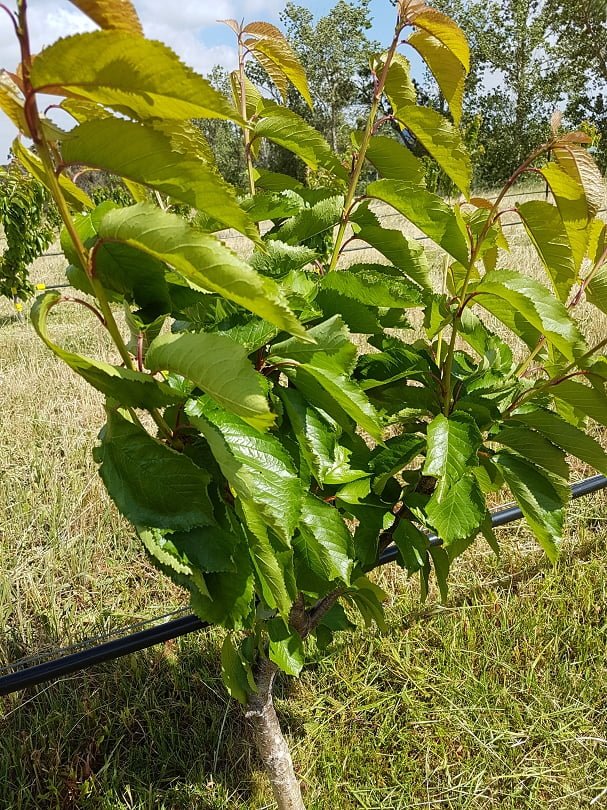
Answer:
top-left (1, 201), bottom-right (607, 809)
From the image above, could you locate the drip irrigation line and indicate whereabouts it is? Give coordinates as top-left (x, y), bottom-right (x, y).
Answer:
top-left (1, 474), bottom-right (605, 698)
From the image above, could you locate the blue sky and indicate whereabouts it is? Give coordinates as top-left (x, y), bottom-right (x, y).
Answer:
top-left (0, 1), bottom-right (402, 158)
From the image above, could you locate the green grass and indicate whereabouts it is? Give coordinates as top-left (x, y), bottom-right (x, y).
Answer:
top-left (1, 227), bottom-right (607, 809)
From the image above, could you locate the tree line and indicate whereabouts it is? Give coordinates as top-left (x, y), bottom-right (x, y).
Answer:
top-left (201, 0), bottom-right (607, 191)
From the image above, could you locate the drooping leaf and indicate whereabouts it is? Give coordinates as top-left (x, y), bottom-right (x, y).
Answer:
top-left (31, 31), bottom-right (242, 122)
top-left (296, 494), bottom-right (354, 584)
top-left (540, 162), bottom-right (591, 271)
top-left (96, 204), bottom-right (305, 336)
top-left (550, 379), bottom-right (607, 427)
top-left (221, 635), bottom-right (254, 704)
top-left (367, 179), bottom-right (469, 265)
top-left (67, 0), bottom-right (143, 33)
top-left (96, 410), bottom-right (215, 531)
top-left (254, 102), bottom-right (348, 183)
top-left (492, 425), bottom-right (569, 479)
top-left (363, 134), bottom-right (425, 184)
top-left (145, 332), bottom-right (274, 430)
top-left (61, 118), bottom-right (257, 240)
top-left (407, 29), bottom-right (465, 125)
top-left (471, 269), bottom-right (586, 360)
top-left (186, 400), bottom-right (303, 546)
top-left (412, 8), bottom-right (470, 72)
top-left (553, 144), bottom-right (605, 218)
top-left (354, 224), bottom-right (431, 291)
top-left (586, 266), bottom-right (607, 315)
top-left (31, 291), bottom-right (183, 409)
top-left (494, 451), bottom-right (569, 561)
top-left (13, 139), bottom-right (93, 211)
top-left (516, 200), bottom-right (576, 301)
top-left (511, 408), bottom-right (607, 475)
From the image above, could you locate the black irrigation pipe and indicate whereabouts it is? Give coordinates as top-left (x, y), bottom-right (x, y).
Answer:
top-left (1, 474), bottom-right (606, 698)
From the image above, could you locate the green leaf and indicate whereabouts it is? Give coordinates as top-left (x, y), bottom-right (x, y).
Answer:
top-left (146, 332), bottom-right (273, 431)
top-left (407, 29), bottom-right (465, 125)
top-left (296, 494), bottom-right (354, 584)
top-left (492, 425), bottom-right (569, 479)
top-left (31, 31), bottom-right (241, 123)
top-left (246, 33), bottom-right (312, 108)
top-left (186, 400), bottom-right (303, 546)
top-left (363, 134), bottom-right (425, 184)
top-left (169, 525), bottom-right (239, 574)
top-left (270, 194), bottom-right (343, 245)
top-left (13, 139), bottom-right (93, 210)
top-left (346, 576), bottom-right (388, 632)
top-left (383, 53), bottom-right (417, 113)
top-left (314, 290), bottom-right (382, 334)
top-left (96, 204), bottom-right (305, 337)
top-left (286, 354), bottom-right (383, 442)
top-left (250, 240), bottom-right (317, 279)
top-left (357, 337), bottom-right (437, 389)
top-left (67, 0), bottom-right (143, 33)
top-left (367, 179), bottom-right (469, 265)
top-left (553, 144), bottom-right (605, 218)
top-left (354, 224), bottom-right (430, 291)
top-left (370, 434), bottom-right (425, 495)
top-left (189, 542), bottom-right (255, 630)
top-left (586, 267), bottom-right (607, 315)
top-left (516, 200), bottom-right (576, 301)
top-left (241, 501), bottom-right (295, 617)
top-left (270, 315), bottom-right (356, 371)
top-left (61, 118), bottom-right (257, 240)
top-left (412, 8), bottom-right (470, 72)
top-left (278, 388), bottom-right (364, 486)
top-left (540, 162), bottom-right (591, 271)
top-left (511, 408), bottom-right (607, 475)
top-left (254, 102), bottom-right (348, 183)
top-left (393, 106), bottom-right (471, 197)
top-left (471, 269), bottom-right (586, 361)
top-left (96, 410), bottom-right (215, 531)
top-left (221, 635), bottom-right (254, 704)
top-left (31, 292), bottom-right (182, 409)
top-left (423, 412), bottom-right (483, 495)
top-left (494, 451), bottom-right (569, 562)
top-left (267, 620), bottom-right (305, 676)
top-left (550, 379), bottom-right (607, 427)
top-left (319, 263), bottom-right (422, 309)
top-left (429, 546), bottom-right (450, 603)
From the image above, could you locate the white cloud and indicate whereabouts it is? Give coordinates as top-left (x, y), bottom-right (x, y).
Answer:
top-left (0, 0), bottom-right (286, 157)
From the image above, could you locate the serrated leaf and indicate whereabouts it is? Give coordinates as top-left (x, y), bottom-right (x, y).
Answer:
top-left (367, 179), bottom-right (469, 265)
top-left (13, 139), bottom-right (93, 210)
top-left (270, 315), bottom-right (356, 371)
top-left (383, 52), bottom-right (417, 113)
top-left (296, 494), bottom-right (354, 584)
top-left (346, 576), bottom-right (387, 631)
top-left (247, 35), bottom-right (312, 107)
top-left (31, 291), bottom-right (182, 409)
top-left (31, 31), bottom-right (242, 123)
top-left (399, 106), bottom-right (471, 197)
top-left (471, 269), bottom-right (586, 361)
top-left (61, 118), bottom-right (257, 240)
top-left (516, 200), bottom-right (576, 301)
top-left (267, 620), bottom-right (305, 676)
top-left (168, 525), bottom-right (238, 574)
top-left (190, 541), bottom-right (255, 629)
top-left (553, 144), bottom-right (605, 218)
top-left (540, 162), bottom-right (591, 271)
top-left (146, 332), bottom-right (274, 430)
top-left (587, 266), bottom-right (607, 315)
top-left (96, 204), bottom-right (305, 337)
top-left (423, 412), bottom-right (482, 489)
top-left (67, 0), bottom-right (142, 33)
top-left (320, 263), bottom-right (422, 309)
top-left (254, 102), bottom-right (348, 182)
top-left (286, 354), bottom-right (383, 441)
top-left (96, 410), bottom-right (215, 531)
top-left (221, 635), bottom-right (253, 704)
top-left (270, 195), bottom-right (343, 245)
top-left (250, 240), bottom-right (316, 278)
top-left (412, 8), bottom-right (470, 71)
top-left (408, 29), bottom-right (465, 125)
top-left (492, 425), bottom-right (569, 479)
top-left (494, 451), bottom-right (569, 561)
top-left (370, 434), bottom-right (425, 494)
top-left (354, 224), bottom-right (430, 291)
top-left (186, 400), bottom-right (303, 546)
top-left (426, 472), bottom-right (485, 545)
top-left (363, 134), bottom-right (426, 184)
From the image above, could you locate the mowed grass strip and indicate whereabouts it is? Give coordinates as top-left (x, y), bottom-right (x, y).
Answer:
top-left (0, 217), bottom-right (606, 808)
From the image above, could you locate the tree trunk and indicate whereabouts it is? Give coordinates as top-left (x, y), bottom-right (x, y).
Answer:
top-left (246, 656), bottom-right (305, 810)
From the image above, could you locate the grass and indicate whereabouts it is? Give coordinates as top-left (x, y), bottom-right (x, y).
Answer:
top-left (1, 203), bottom-right (607, 809)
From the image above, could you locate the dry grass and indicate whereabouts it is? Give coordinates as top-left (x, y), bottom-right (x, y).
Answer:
top-left (1, 198), bottom-right (607, 808)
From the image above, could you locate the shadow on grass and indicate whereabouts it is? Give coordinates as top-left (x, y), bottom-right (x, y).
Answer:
top-left (0, 631), bottom-right (274, 809)
top-left (0, 313), bottom-right (26, 329)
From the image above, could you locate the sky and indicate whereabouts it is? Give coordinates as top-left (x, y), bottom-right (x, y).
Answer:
top-left (0, 0), bottom-right (398, 160)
